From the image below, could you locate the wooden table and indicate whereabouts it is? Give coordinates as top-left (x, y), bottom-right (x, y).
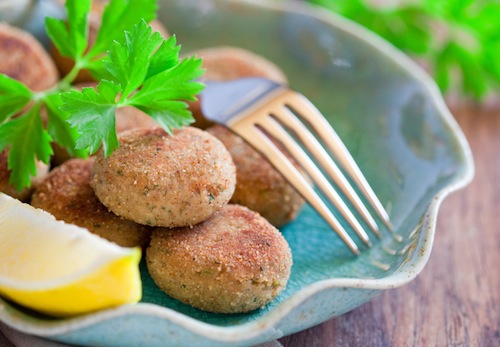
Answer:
top-left (279, 100), bottom-right (500, 347)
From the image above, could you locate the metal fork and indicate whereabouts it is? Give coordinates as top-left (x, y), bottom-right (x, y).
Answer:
top-left (200, 77), bottom-right (393, 255)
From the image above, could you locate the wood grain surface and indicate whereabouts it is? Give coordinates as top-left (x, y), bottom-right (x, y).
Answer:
top-left (279, 101), bottom-right (500, 347)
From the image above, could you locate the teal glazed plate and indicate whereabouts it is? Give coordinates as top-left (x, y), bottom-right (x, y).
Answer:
top-left (0, 0), bottom-right (474, 346)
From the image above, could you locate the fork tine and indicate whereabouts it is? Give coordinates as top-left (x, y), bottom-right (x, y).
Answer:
top-left (258, 116), bottom-right (373, 247)
top-left (270, 105), bottom-right (381, 238)
top-left (284, 92), bottom-right (394, 231)
top-left (230, 119), bottom-right (361, 255)
top-left (200, 77), bottom-right (393, 254)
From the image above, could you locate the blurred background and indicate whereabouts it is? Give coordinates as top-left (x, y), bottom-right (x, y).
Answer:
top-left (300, 0), bottom-right (500, 106)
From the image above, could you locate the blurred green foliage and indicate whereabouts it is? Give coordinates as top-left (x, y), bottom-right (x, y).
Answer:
top-left (307, 0), bottom-right (500, 101)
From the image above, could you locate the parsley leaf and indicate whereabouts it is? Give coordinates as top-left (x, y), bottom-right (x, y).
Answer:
top-left (86, 0), bottom-right (157, 81)
top-left (146, 35), bottom-right (181, 79)
top-left (129, 56), bottom-right (205, 131)
top-left (61, 20), bottom-right (204, 156)
top-left (0, 104), bottom-right (53, 191)
top-left (61, 81), bottom-right (121, 156)
top-left (46, 0), bottom-right (158, 83)
top-left (0, 75), bottom-right (33, 123)
top-left (91, 0), bottom-right (157, 56)
top-left (104, 20), bottom-right (164, 99)
top-left (45, 0), bottom-right (90, 59)
top-left (44, 93), bottom-right (88, 159)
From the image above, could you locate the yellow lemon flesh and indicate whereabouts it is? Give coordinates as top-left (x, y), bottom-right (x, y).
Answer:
top-left (0, 193), bottom-right (142, 317)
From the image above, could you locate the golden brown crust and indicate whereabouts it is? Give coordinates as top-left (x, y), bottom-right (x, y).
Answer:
top-left (146, 204), bottom-right (292, 313)
top-left (31, 158), bottom-right (152, 248)
top-left (0, 23), bottom-right (59, 91)
top-left (187, 46), bottom-right (288, 129)
top-left (91, 127), bottom-right (236, 227)
top-left (207, 125), bottom-right (304, 227)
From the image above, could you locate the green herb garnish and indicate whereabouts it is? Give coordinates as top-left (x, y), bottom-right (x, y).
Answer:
top-left (0, 0), bottom-right (204, 191)
top-left (308, 0), bottom-right (500, 100)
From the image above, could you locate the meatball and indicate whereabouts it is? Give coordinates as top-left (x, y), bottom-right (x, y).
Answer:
top-left (31, 158), bottom-right (151, 248)
top-left (146, 204), bottom-right (292, 313)
top-left (185, 46), bottom-right (288, 129)
top-left (0, 149), bottom-right (49, 202)
top-left (207, 125), bottom-right (304, 227)
top-left (91, 127), bottom-right (236, 227)
top-left (0, 23), bottom-right (59, 91)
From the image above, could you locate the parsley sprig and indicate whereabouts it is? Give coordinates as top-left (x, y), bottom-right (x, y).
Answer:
top-left (0, 0), bottom-right (204, 191)
top-left (308, 0), bottom-right (500, 100)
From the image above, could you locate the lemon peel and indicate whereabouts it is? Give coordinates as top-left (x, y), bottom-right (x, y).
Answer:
top-left (0, 193), bottom-right (142, 316)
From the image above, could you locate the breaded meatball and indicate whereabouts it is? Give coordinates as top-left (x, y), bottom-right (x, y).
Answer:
top-left (186, 46), bottom-right (288, 129)
top-left (146, 204), bottom-right (292, 313)
top-left (51, 6), bottom-right (169, 83)
top-left (0, 149), bottom-right (49, 202)
top-left (0, 23), bottom-right (59, 91)
top-left (91, 127), bottom-right (236, 227)
top-left (207, 125), bottom-right (304, 227)
top-left (31, 158), bottom-right (151, 248)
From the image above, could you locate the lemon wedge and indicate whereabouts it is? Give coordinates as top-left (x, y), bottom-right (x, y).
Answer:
top-left (0, 193), bottom-right (142, 317)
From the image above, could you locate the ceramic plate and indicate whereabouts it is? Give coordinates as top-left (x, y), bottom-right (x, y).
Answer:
top-left (0, 0), bottom-right (474, 346)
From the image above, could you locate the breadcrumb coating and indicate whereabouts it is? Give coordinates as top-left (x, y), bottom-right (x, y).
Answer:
top-left (91, 127), bottom-right (236, 227)
top-left (31, 158), bottom-right (151, 248)
top-left (146, 204), bottom-right (292, 313)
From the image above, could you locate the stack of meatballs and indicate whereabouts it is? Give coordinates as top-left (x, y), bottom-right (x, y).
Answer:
top-left (1, 7), bottom-right (305, 314)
